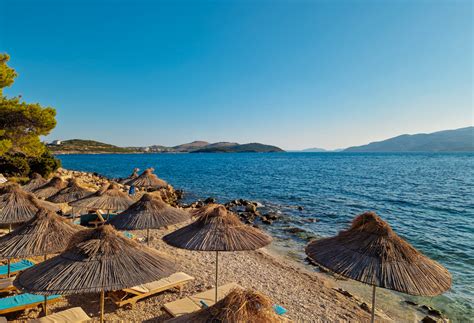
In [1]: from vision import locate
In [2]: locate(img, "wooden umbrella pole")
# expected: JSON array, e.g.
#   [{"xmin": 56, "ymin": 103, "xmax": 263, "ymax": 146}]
[
  {"xmin": 7, "ymin": 259, "xmax": 10, "ymax": 277},
  {"xmin": 43, "ymin": 255, "xmax": 48, "ymax": 316},
  {"xmin": 371, "ymin": 285, "xmax": 376, "ymax": 323},
  {"xmin": 100, "ymin": 289, "xmax": 105, "ymax": 323},
  {"xmin": 147, "ymin": 228, "xmax": 150, "ymax": 246},
  {"xmin": 215, "ymin": 251, "xmax": 219, "ymax": 303},
  {"xmin": 8, "ymin": 224, "xmax": 11, "ymax": 233}
]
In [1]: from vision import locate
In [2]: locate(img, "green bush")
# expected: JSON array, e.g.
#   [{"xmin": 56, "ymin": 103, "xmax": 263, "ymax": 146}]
[
  {"xmin": 0, "ymin": 151, "xmax": 61, "ymax": 178},
  {"xmin": 28, "ymin": 151, "xmax": 61, "ymax": 178}
]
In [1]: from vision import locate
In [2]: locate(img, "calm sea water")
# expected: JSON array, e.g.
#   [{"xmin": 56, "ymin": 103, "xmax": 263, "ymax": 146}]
[{"xmin": 57, "ymin": 152, "xmax": 474, "ymax": 321}]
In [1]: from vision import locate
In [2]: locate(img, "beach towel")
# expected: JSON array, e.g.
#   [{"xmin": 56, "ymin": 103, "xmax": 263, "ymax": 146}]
[
  {"xmin": 0, "ymin": 260, "xmax": 35, "ymax": 276},
  {"xmin": 0, "ymin": 294, "xmax": 60, "ymax": 312}
]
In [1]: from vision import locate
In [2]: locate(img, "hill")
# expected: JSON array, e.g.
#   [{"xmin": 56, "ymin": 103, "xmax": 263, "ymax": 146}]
[
  {"xmin": 47, "ymin": 139, "xmax": 137, "ymax": 154},
  {"xmin": 192, "ymin": 143, "xmax": 284, "ymax": 153},
  {"xmin": 344, "ymin": 127, "xmax": 474, "ymax": 152},
  {"xmin": 172, "ymin": 141, "xmax": 209, "ymax": 152}
]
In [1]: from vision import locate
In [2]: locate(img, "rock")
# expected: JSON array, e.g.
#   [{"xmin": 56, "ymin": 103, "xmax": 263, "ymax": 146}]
[
  {"xmin": 420, "ymin": 305, "xmax": 442, "ymax": 317},
  {"xmin": 245, "ymin": 204, "xmax": 257, "ymax": 213},
  {"xmin": 404, "ymin": 300, "xmax": 418, "ymax": 306},
  {"xmin": 421, "ymin": 316, "xmax": 437, "ymax": 323},
  {"xmin": 204, "ymin": 197, "xmax": 216, "ymax": 204},
  {"xmin": 285, "ymin": 227, "xmax": 306, "ymax": 234},
  {"xmin": 333, "ymin": 288, "xmax": 353, "ymax": 298},
  {"xmin": 359, "ymin": 302, "xmax": 370, "ymax": 313},
  {"xmin": 304, "ymin": 218, "xmax": 319, "ymax": 223},
  {"xmin": 261, "ymin": 216, "xmax": 273, "ymax": 225},
  {"xmin": 297, "ymin": 206, "xmax": 304, "ymax": 211},
  {"xmin": 264, "ymin": 212, "xmax": 279, "ymax": 220}
]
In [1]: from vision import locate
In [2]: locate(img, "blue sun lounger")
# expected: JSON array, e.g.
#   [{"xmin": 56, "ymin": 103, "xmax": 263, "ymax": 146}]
[
  {"xmin": 0, "ymin": 293, "xmax": 61, "ymax": 315},
  {"xmin": 0, "ymin": 260, "xmax": 35, "ymax": 278}
]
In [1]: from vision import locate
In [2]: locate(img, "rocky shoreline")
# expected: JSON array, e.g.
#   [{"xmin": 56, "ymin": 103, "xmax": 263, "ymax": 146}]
[{"xmin": 4, "ymin": 168, "xmax": 447, "ymax": 322}]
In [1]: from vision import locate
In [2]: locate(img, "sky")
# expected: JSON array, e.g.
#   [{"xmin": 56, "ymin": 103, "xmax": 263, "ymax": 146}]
[{"xmin": 0, "ymin": 0, "xmax": 472, "ymax": 150}]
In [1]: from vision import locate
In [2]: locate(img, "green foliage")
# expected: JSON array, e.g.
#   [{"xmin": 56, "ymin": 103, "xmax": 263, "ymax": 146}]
[
  {"xmin": 28, "ymin": 151, "xmax": 62, "ymax": 177},
  {"xmin": 0, "ymin": 53, "xmax": 60, "ymax": 178},
  {"xmin": 0, "ymin": 54, "xmax": 17, "ymax": 94},
  {"xmin": 0, "ymin": 154, "xmax": 31, "ymax": 176}
]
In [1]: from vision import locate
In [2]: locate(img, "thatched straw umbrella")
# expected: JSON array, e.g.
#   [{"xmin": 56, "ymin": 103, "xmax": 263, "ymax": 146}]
[
  {"xmin": 126, "ymin": 168, "xmax": 168, "ymax": 189},
  {"xmin": 0, "ymin": 184, "xmax": 60, "ymax": 226},
  {"xmin": 163, "ymin": 204, "xmax": 272, "ymax": 302},
  {"xmin": 305, "ymin": 212, "xmax": 451, "ymax": 322},
  {"xmin": 33, "ymin": 176, "xmax": 67, "ymax": 199},
  {"xmin": 169, "ymin": 288, "xmax": 286, "ymax": 323},
  {"xmin": 109, "ymin": 193, "xmax": 190, "ymax": 245},
  {"xmin": 70, "ymin": 183, "xmax": 134, "ymax": 219},
  {"xmin": 119, "ymin": 168, "xmax": 140, "ymax": 184},
  {"xmin": 22, "ymin": 173, "xmax": 48, "ymax": 192},
  {"xmin": 14, "ymin": 225, "xmax": 175, "ymax": 322},
  {"xmin": 0, "ymin": 208, "xmax": 80, "ymax": 314},
  {"xmin": 47, "ymin": 178, "xmax": 94, "ymax": 204}
]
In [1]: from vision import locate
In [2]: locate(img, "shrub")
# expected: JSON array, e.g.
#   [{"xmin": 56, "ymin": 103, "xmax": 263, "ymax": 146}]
[{"xmin": 28, "ymin": 151, "xmax": 61, "ymax": 178}]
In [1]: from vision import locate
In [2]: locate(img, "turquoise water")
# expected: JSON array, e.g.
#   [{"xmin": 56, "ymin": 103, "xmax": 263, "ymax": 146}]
[{"xmin": 57, "ymin": 152, "xmax": 474, "ymax": 321}]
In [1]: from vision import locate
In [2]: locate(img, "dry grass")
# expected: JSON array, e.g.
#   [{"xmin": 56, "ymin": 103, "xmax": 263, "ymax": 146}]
[
  {"xmin": 70, "ymin": 182, "xmax": 133, "ymax": 211},
  {"xmin": 14, "ymin": 225, "xmax": 176, "ymax": 295},
  {"xmin": 169, "ymin": 288, "xmax": 287, "ymax": 323},
  {"xmin": 305, "ymin": 211, "xmax": 452, "ymax": 296},
  {"xmin": 0, "ymin": 208, "xmax": 80, "ymax": 258},
  {"xmin": 33, "ymin": 176, "xmax": 67, "ymax": 199},
  {"xmin": 125, "ymin": 168, "xmax": 168, "ymax": 189},
  {"xmin": 21, "ymin": 173, "xmax": 48, "ymax": 192},
  {"xmin": 109, "ymin": 193, "xmax": 190, "ymax": 230},
  {"xmin": 0, "ymin": 184, "xmax": 60, "ymax": 224},
  {"xmin": 47, "ymin": 178, "xmax": 94, "ymax": 203},
  {"xmin": 163, "ymin": 205, "xmax": 272, "ymax": 251}
]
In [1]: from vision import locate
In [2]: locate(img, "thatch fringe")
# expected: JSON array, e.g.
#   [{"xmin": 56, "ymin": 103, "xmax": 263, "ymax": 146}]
[
  {"xmin": 109, "ymin": 193, "xmax": 190, "ymax": 230},
  {"xmin": 47, "ymin": 178, "xmax": 94, "ymax": 203},
  {"xmin": 33, "ymin": 176, "xmax": 67, "ymax": 199},
  {"xmin": 163, "ymin": 205, "xmax": 272, "ymax": 251},
  {"xmin": 22, "ymin": 173, "xmax": 48, "ymax": 192},
  {"xmin": 0, "ymin": 208, "xmax": 80, "ymax": 258},
  {"xmin": 0, "ymin": 184, "xmax": 60, "ymax": 224},
  {"xmin": 70, "ymin": 183, "xmax": 133, "ymax": 211},
  {"xmin": 169, "ymin": 288, "xmax": 286, "ymax": 323},
  {"xmin": 126, "ymin": 168, "xmax": 168, "ymax": 189},
  {"xmin": 305, "ymin": 212, "xmax": 452, "ymax": 296},
  {"xmin": 14, "ymin": 225, "xmax": 175, "ymax": 294}
]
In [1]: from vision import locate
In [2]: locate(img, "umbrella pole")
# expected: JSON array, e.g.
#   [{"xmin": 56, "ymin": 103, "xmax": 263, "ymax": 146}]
[
  {"xmin": 147, "ymin": 228, "xmax": 150, "ymax": 246},
  {"xmin": 371, "ymin": 285, "xmax": 376, "ymax": 323},
  {"xmin": 100, "ymin": 289, "xmax": 105, "ymax": 323},
  {"xmin": 215, "ymin": 250, "xmax": 218, "ymax": 303},
  {"xmin": 7, "ymin": 226, "xmax": 11, "ymax": 277},
  {"xmin": 43, "ymin": 255, "xmax": 48, "ymax": 316}
]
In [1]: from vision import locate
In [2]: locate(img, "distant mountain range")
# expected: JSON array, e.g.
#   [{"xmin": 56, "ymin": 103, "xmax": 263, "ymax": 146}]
[
  {"xmin": 344, "ymin": 127, "xmax": 474, "ymax": 152},
  {"xmin": 47, "ymin": 139, "xmax": 284, "ymax": 154}
]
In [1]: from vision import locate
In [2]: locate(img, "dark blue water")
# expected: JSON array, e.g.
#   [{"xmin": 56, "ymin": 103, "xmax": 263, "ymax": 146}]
[{"xmin": 57, "ymin": 152, "xmax": 474, "ymax": 321}]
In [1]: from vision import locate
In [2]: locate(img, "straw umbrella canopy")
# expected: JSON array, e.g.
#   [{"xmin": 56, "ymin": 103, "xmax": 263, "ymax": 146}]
[
  {"xmin": 47, "ymin": 178, "xmax": 94, "ymax": 204},
  {"xmin": 22, "ymin": 173, "xmax": 48, "ymax": 192},
  {"xmin": 70, "ymin": 182, "xmax": 134, "ymax": 215},
  {"xmin": 305, "ymin": 212, "xmax": 452, "ymax": 322},
  {"xmin": 0, "ymin": 184, "xmax": 60, "ymax": 226},
  {"xmin": 119, "ymin": 168, "xmax": 140, "ymax": 184},
  {"xmin": 126, "ymin": 168, "xmax": 168, "ymax": 189},
  {"xmin": 109, "ymin": 193, "xmax": 190, "ymax": 245},
  {"xmin": 163, "ymin": 204, "xmax": 272, "ymax": 302},
  {"xmin": 169, "ymin": 288, "xmax": 286, "ymax": 323},
  {"xmin": 33, "ymin": 176, "xmax": 67, "ymax": 199},
  {"xmin": 14, "ymin": 225, "xmax": 175, "ymax": 322}
]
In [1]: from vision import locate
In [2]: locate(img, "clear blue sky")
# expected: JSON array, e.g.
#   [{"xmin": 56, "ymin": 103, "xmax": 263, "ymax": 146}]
[{"xmin": 1, "ymin": 0, "xmax": 472, "ymax": 150}]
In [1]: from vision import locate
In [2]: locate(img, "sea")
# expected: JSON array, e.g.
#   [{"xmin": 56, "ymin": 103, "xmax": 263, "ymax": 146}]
[{"xmin": 57, "ymin": 152, "xmax": 473, "ymax": 321}]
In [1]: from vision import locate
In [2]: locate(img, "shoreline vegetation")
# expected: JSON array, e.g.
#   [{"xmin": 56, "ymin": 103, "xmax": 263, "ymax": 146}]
[
  {"xmin": 2, "ymin": 168, "xmax": 447, "ymax": 322},
  {"xmin": 47, "ymin": 139, "xmax": 284, "ymax": 154}
]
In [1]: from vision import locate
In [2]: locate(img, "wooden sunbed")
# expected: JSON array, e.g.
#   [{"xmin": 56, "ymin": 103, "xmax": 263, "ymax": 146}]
[
  {"xmin": 89, "ymin": 210, "xmax": 107, "ymax": 228},
  {"xmin": 0, "ymin": 277, "xmax": 16, "ymax": 293},
  {"xmin": 0, "ymin": 294, "xmax": 61, "ymax": 315},
  {"xmin": 109, "ymin": 272, "xmax": 194, "ymax": 308},
  {"xmin": 162, "ymin": 282, "xmax": 240, "ymax": 317},
  {"xmin": 28, "ymin": 307, "xmax": 91, "ymax": 322}
]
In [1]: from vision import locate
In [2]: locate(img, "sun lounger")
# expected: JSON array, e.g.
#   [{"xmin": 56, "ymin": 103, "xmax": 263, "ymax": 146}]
[
  {"xmin": 0, "ymin": 277, "xmax": 15, "ymax": 293},
  {"xmin": 109, "ymin": 272, "xmax": 194, "ymax": 308},
  {"xmin": 28, "ymin": 307, "xmax": 91, "ymax": 322},
  {"xmin": 163, "ymin": 282, "xmax": 240, "ymax": 317},
  {"xmin": 0, "ymin": 260, "xmax": 35, "ymax": 278},
  {"xmin": 0, "ymin": 294, "xmax": 61, "ymax": 315}
]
